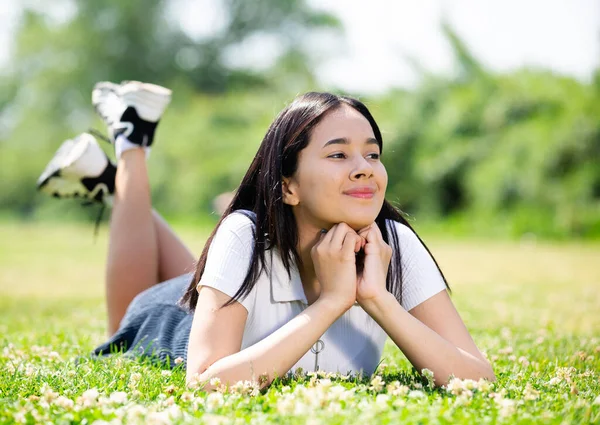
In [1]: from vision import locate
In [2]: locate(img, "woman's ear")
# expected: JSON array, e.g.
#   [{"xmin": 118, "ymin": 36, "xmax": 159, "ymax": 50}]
[{"xmin": 282, "ymin": 177, "xmax": 299, "ymax": 206}]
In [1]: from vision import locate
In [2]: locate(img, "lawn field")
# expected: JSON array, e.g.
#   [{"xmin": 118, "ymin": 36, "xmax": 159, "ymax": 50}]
[{"xmin": 1, "ymin": 220, "xmax": 599, "ymax": 424}]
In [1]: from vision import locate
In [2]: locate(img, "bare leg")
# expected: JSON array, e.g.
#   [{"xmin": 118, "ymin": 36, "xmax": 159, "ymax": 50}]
[
  {"xmin": 105, "ymin": 149, "xmax": 159, "ymax": 334},
  {"xmin": 153, "ymin": 210, "xmax": 196, "ymax": 281}
]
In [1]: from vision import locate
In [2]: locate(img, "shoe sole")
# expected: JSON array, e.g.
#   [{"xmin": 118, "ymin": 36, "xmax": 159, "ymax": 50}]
[
  {"xmin": 37, "ymin": 136, "xmax": 91, "ymax": 190},
  {"xmin": 92, "ymin": 81, "xmax": 172, "ymax": 123}
]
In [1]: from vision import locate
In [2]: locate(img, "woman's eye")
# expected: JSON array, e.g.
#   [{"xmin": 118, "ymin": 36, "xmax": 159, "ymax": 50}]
[{"xmin": 328, "ymin": 152, "xmax": 380, "ymax": 160}]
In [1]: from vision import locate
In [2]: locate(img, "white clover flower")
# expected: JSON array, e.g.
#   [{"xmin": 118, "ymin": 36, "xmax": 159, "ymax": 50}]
[
  {"xmin": 369, "ymin": 375, "xmax": 385, "ymax": 392},
  {"xmin": 523, "ymin": 384, "xmax": 539, "ymax": 401},
  {"xmin": 302, "ymin": 387, "xmax": 322, "ymax": 408},
  {"xmin": 454, "ymin": 393, "xmax": 472, "ymax": 406},
  {"xmin": 206, "ymin": 392, "xmax": 225, "ymax": 411},
  {"xmin": 281, "ymin": 385, "xmax": 291, "ymax": 393},
  {"xmin": 174, "ymin": 357, "xmax": 184, "ymax": 365},
  {"xmin": 375, "ymin": 394, "xmax": 390, "ymax": 407},
  {"xmin": 592, "ymin": 395, "xmax": 600, "ymax": 405},
  {"xmin": 338, "ymin": 387, "xmax": 357, "ymax": 402},
  {"xmin": 327, "ymin": 384, "xmax": 346, "ymax": 400},
  {"xmin": 13, "ymin": 412, "xmax": 26, "ymax": 424},
  {"xmin": 165, "ymin": 404, "xmax": 182, "ymax": 419},
  {"xmin": 446, "ymin": 378, "xmax": 464, "ymax": 396},
  {"xmin": 497, "ymin": 398, "xmax": 516, "ymax": 417},
  {"xmin": 54, "ymin": 395, "xmax": 74, "ymax": 409},
  {"xmin": 187, "ymin": 373, "xmax": 201, "ymax": 390},
  {"xmin": 243, "ymin": 380, "xmax": 260, "ymax": 397},
  {"xmin": 48, "ymin": 351, "xmax": 61, "ymax": 361},
  {"xmin": 463, "ymin": 379, "xmax": 478, "ymax": 391},
  {"xmin": 146, "ymin": 410, "xmax": 171, "ymax": 425},
  {"xmin": 125, "ymin": 404, "xmax": 148, "ymax": 421},
  {"xmin": 548, "ymin": 377, "xmax": 562, "ymax": 386},
  {"xmin": 392, "ymin": 398, "xmax": 406, "ymax": 408},
  {"xmin": 477, "ymin": 378, "xmax": 494, "ymax": 393},
  {"xmin": 293, "ymin": 400, "xmax": 310, "ymax": 416},
  {"xmin": 41, "ymin": 385, "xmax": 58, "ymax": 403},
  {"xmin": 317, "ymin": 378, "xmax": 332, "ymax": 390},
  {"xmin": 276, "ymin": 396, "xmax": 295, "ymax": 415},
  {"xmin": 408, "ymin": 390, "xmax": 426, "ymax": 399},
  {"xmin": 180, "ymin": 391, "xmax": 194, "ymax": 402},
  {"xmin": 78, "ymin": 388, "xmax": 100, "ymax": 407},
  {"xmin": 24, "ymin": 364, "xmax": 37, "ymax": 377},
  {"xmin": 386, "ymin": 381, "xmax": 409, "ymax": 396},
  {"xmin": 160, "ymin": 370, "xmax": 172, "ymax": 377},
  {"xmin": 109, "ymin": 391, "xmax": 128, "ymax": 404},
  {"xmin": 421, "ymin": 368, "xmax": 435, "ymax": 388},
  {"xmin": 164, "ymin": 384, "xmax": 177, "ymax": 395},
  {"xmin": 327, "ymin": 401, "xmax": 343, "ymax": 414}
]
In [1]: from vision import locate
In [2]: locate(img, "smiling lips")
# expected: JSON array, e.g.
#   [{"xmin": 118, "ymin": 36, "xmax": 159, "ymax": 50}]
[{"xmin": 344, "ymin": 187, "xmax": 376, "ymax": 199}]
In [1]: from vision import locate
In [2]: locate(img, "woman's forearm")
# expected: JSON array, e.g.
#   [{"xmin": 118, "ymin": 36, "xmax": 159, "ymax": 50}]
[
  {"xmin": 362, "ymin": 293, "xmax": 495, "ymax": 386},
  {"xmin": 194, "ymin": 298, "xmax": 347, "ymax": 391}
]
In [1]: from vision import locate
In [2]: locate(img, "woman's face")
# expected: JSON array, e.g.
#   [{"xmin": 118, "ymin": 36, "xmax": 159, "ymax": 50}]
[{"xmin": 283, "ymin": 104, "xmax": 388, "ymax": 231}]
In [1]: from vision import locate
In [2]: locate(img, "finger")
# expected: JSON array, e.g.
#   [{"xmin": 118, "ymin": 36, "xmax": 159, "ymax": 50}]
[
  {"xmin": 358, "ymin": 228, "xmax": 369, "ymax": 241},
  {"xmin": 354, "ymin": 234, "xmax": 362, "ymax": 253},
  {"xmin": 370, "ymin": 224, "xmax": 390, "ymax": 252},
  {"xmin": 331, "ymin": 223, "xmax": 355, "ymax": 250},
  {"xmin": 357, "ymin": 223, "xmax": 373, "ymax": 235},
  {"xmin": 341, "ymin": 231, "xmax": 359, "ymax": 258},
  {"xmin": 358, "ymin": 228, "xmax": 373, "ymax": 244},
  {"xmin": 319, "ymin": 224, "xmax": 337, "ymax": 246},
  {"xmin": 371, "ymin": 222, "xmax": 385, "ymax": 242}
]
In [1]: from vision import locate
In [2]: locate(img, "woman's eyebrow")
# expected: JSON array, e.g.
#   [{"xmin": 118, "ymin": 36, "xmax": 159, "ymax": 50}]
[{"xmin": 322, "ymin": 137, "xmax": 378, "ymax": 148}]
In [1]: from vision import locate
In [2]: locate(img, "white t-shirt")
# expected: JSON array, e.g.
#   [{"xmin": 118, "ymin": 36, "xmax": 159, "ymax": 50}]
[{"xmin": 197, "ymin": 211, "xmax": 447, "ymax": 377}]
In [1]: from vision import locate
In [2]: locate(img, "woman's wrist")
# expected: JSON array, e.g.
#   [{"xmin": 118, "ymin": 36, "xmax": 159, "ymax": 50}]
[
  {"xmin": 358, "ymin": 290, "xmax": 397, "ymax": 316},
  {"xmin": 316, "ymin": 293, "xmax": 354, "ymax": 315}
]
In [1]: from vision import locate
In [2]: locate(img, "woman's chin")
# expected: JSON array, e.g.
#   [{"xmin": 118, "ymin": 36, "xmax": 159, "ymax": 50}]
[{"xmin": 343, "ymin": 215, "xmax": 379, "ymax": 231}]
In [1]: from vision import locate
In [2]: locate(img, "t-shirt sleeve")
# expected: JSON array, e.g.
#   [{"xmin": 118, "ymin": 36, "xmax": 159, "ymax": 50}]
[
  {"xmin": 388, "ymin": 220, "xmax": 448, "ymax": 311},
  {"xmin": 196, "ymin": 212, "xmax": 257, "ymax": 313}
]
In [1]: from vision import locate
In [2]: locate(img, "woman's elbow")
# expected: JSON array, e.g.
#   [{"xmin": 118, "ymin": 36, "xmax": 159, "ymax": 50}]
[
  {"xmin": 433, "ymin": 363, "xmax": 497, "ymax": 388},
  {"xmin": 186, "ymin": 364, "xmax": 213, "ymax": 390}
]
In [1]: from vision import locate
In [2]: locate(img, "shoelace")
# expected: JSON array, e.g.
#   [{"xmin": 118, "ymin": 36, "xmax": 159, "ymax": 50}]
[
  {"xmin": 69, "ymin": 199, "xmax": 106, "ymax": 240},
  {"xmin": 86, "ymin": 128, "xmax": 113, "ymax": 239},
  {"xmin": 88, "ymin": 128, "xmax": 112, "ymax": 144}
]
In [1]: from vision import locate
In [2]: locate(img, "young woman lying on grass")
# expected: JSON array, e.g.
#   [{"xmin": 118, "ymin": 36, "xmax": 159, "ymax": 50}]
[{"xmin": 37, "ymin": 81, "xmax": 495, "ymax": 391}]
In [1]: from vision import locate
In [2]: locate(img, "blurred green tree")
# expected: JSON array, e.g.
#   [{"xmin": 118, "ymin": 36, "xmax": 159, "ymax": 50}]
[
  {"xmin": 380, "ymin": 24, "xmax": 600, "ymax": 237},
  {"xmin": 0, "ymin": 0, "xmax": 340, "ymax": 217}
]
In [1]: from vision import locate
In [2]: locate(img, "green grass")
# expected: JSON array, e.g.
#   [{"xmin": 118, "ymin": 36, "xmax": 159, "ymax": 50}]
[{"xmin": 1, "ymin": 220, "xmax": 599, "ymax": 424}]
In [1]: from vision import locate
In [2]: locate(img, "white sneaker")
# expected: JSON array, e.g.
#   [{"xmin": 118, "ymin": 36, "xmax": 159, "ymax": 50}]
[
  {"xmin": 37, "ymin": 133, "xmax": 116, "ymax": 205},
  {"xmin": 91, "ymin": 80, "xmax": 172, "ymax": 147}
]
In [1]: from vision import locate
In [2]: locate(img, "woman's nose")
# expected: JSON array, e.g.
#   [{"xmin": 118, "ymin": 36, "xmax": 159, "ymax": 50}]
[{"xmin": 350, "ymin": 156, "xmax": 373, "ymax": 180}]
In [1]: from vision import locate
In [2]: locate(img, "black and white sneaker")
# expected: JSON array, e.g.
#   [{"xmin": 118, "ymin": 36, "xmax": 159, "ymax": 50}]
[
  {"xmin": 36, "ymin": 133, "xmax": 116, "ymax": 205},
  {"xmin": 91, "ymin": 80, "xmax": 172, "ymax": 147}
]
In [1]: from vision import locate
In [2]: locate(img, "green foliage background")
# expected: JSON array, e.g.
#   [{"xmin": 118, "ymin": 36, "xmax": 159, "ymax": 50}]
[{"xmin": 1, "ymin": 1, "xmax": 598, "ymax": 238}]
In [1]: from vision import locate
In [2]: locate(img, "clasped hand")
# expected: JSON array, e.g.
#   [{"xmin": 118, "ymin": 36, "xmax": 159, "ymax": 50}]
[{"xmin": 311, "ymin": 222, "xmax": 393, "ymax": 310}]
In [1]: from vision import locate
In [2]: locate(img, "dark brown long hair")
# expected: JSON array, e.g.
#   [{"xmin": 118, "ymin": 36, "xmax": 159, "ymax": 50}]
[{"xmin": 180, "ymin": 92, "xmax": 450, "ymax": 310}]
